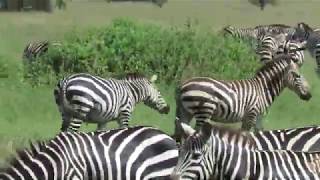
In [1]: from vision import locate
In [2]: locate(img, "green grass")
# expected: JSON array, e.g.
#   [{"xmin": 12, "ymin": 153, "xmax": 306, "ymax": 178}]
[{"xmin": 1, "ymin": 0, "xmax": 320, "ymax": 165}]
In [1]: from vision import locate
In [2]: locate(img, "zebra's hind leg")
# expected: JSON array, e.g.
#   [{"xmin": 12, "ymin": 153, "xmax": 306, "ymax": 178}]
[{"xmin": 97, "ymin": 122, "xmax": 107, "ymax": 131}]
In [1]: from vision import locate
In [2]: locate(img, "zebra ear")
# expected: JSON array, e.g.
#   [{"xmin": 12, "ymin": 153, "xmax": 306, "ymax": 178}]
[
  {"xmin": 180, "ymin": 122, "xmax": 196, "ymax": 137},
  {"xmin": 150, "ymin": 75, "xmax": 158, "ymax": 83}
]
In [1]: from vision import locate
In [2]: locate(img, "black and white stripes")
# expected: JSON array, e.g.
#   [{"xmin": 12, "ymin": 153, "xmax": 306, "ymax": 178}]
[
  {"xmin": 0, "ymin": 126, "xmax": 178, "ymax": 180},
  {"xmin": 172, "ymin": 55, "xmax": 311, "ymax": 143},
  {"xmin": 54, "ymin": 73, "xmax": 170, "ymax": 132},
  {"xmin": 22, "ymin": 40, "xmax": 61, "ymax": 63},
  {"xmin": 171, "ymin": 122, "xmax": 320, "ymax": 180}
]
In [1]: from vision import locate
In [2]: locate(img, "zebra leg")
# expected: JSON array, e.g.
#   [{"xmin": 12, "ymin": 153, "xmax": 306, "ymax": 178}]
[
  {"xmin": 118, "ymin": 112, "xmax": 131, "ymax": 128},
  {"xmin": 68, "ymin": 118, "xmax": 83, "ymax": 132},
  {"xmin": 97, "ymin": 122, "xmax": 107, "ymax": 131}
]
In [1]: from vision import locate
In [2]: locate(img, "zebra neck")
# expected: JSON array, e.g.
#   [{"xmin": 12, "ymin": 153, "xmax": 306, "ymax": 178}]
[
  {"xmin": 255, "ymin": 72, "xmax": 285, "ymax": 108},
  {"xmin": 126, "ymin": 81, "xmax": 148, "ymax": 103}
]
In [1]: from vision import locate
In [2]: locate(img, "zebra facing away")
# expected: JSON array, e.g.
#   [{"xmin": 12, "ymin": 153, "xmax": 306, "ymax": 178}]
[
  {"xmin": 172, "ymin": 55, "xmax": 311, "ymax": 143},
  {"xmin": 0, "ymin": 126, "xmax": 178, "ymax": 180},
  {"xmin": 54, "ymin": 73, "xmax": 170, "ymax": 132},
  {"xmin": 171, "ymin": 122, "xmax": 320, "ymax": 180}
]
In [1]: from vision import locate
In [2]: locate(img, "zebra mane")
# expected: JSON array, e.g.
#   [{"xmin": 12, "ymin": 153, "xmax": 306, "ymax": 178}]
[
  {"xmin": 255, "ymin": 24, "xmax": 291, "ymax": 29},
  {"xmin": 3, "ymin": 140, "xmax": 48, "ymax": 170},
  {"xmin": 255, "ymin": 54, "xmax": 292, "ymax": 75},
  {"xmin": 118, "ymin": 72, "xmax": 149, "ymax": 81},
  {"xmin": 207, "ymin": 124, "xmax": 256, "ymax": 147}
]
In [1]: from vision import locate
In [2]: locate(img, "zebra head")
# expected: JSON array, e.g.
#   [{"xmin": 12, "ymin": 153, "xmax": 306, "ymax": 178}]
[
  {"xmin": 293, "ymin": 22, "xmax": 313, "ymax": 41},
  {"xmin": 143, "ymin": 75, "xmax": 170, "ymax": 114},
  {"xmin": 171, "ymin": 122, "xmax": 212, "ymax": 180},
  {"xmin": 284, "ymin": 59, "xmax": 312, "ymax": 101}
]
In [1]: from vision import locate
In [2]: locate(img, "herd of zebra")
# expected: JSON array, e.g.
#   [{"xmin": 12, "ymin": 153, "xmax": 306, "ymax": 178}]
[{"xmin": 1, "ymin": 21, "xmax": 320, "ymax": 179}]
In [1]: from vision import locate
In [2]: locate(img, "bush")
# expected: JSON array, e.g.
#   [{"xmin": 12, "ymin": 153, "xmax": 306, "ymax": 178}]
[{"xmin": 23, "ymin": 18, "xmax": 260, "ymax": 86}]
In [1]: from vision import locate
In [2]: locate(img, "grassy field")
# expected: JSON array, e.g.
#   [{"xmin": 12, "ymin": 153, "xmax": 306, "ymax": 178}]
[{"xmin": 1, "ymin": 0, "xmax": 320, "ymax": 165}]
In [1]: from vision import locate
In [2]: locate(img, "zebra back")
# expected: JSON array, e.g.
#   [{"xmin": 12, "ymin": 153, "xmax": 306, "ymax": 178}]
[{"xmin": 0, "ymin": 126, "xmax": 178, "ymax": 180}]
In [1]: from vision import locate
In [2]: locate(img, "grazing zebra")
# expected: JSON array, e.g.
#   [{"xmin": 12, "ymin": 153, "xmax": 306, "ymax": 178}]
[
  {"xmin": 0, "ymin": 126, "xmax": 178, "ymax": 180},
  {"xmin": 170, "ymin": 122, "xmax": 320, "ymax": 180},
  {"xmin": 222, "ymin": 24, "xmax": 295, "ymax": 42},
  {"xmin": 22, "ymin": 40, "xmax": 61, "ymax": 62},
  {"xmin": 172, "ymin": 55, "xmax": 311, "ymax": 143},
  {"xmin": 251, "ymin": 125, "xmax": 320, "ymax": 152},
  {"xmin": 257, "ymin": 33, "xmax": 306, "ymax": 66},
  {"xmin": 54, "ymin": 73, "xmax": 170, "ymax": 132},
  {"xmin": 293, "ymin": 22, "xmax": 320, "ymax": 75}
]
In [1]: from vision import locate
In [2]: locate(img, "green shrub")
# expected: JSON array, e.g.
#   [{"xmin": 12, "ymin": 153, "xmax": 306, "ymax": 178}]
[{"xmin": 23, "ymin": 18, "xmax": 260, "ymax": 86}]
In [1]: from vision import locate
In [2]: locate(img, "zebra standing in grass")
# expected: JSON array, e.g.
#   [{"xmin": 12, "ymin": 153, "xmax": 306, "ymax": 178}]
[
  {"xmin": 0, "ymin": 126, "xmax": 178, "ymax": 180},
  {"xmin": 172, "ymin": 55, "xmax": 311, "ymax": 143},
  {"xmin": 22, "ymin": 40, "xmax": 61, "ymax": 62},
  {"xmin": 257, "ymin": 33, "xmax": 306, "ymax": 65},
  {"xmin": 171, "ymin": 122, "xmax": 320, "ymax": 180},
  {"xmin": 293, "ymin": 22, "xmax": 320, "ymax": 75},
  {"xmin": 54, "ymin": 73, "xmax": 170, "ymax": 132}
]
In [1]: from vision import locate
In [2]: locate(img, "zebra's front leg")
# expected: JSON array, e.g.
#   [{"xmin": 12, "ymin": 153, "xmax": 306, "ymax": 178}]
[
  {"xmin": 68, "ymin": 118, "xmax": 83, "ymax": 132},
  {"xmin": 97, "ymin": 122, "xmax": 107, "ymax": 131},
  {"xmin": 118, "ymin": 110, "xmax": 131, "ymax": 128}
]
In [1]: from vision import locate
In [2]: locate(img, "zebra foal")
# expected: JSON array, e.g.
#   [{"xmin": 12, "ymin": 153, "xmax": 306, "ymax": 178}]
[
  {"xmin": 0, "ymin": 126, "xmax": 178, "ymax": 180},
  {"xmin": 171, "ymin": 122, "xmax": 320, "ymax": 180},
  {"xmin": 54, "ymin": 73, "xmax": 170, "ymax": 132},
  {"xmin": 172, "ymin": 55, "xmax": 311, "ymax": 143}
]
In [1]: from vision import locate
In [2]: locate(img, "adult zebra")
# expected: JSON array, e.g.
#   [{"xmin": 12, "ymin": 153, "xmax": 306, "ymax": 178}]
[
  {"xmin": 170, "ymin": 122, "xmax": 320, "ymax": 180},
  {"xmin": 172, "ymin": 55, "xmax": 311, "ymax": 143},
  {"xmin": 222, "ymin": 24, "xmax": 295, "ymax": 42},
  {"xmin": 54, "ymin": 73, "xmax": 170, "ymax": 132},
  {"xmin": 293, "ymin": 22, "xmax": 320, "ymax": 75},
  {"xmin": 22, "ymin": 40, "xmax": 61, "ymax": 62},
  {"xmin": 257, "ymin": 33, "xmax": 306, "ymax": 66},
  {"xmin": 0, "ymin": 126, "xmax": 178, "ymax": 180}
]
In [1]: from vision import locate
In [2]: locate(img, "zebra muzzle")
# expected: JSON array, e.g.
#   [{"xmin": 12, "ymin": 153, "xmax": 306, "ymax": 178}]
[
  {"xmin": 160, "ymin": 105, "xmax": 170, "ymax": 114},
  {"xmin": 300, "ymin": 92, "xmax": 312, "ymax": 101}
]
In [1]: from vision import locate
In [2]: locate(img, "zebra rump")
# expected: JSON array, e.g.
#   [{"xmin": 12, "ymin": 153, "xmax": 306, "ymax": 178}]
[{"xmin": 0, "ymin": 126, "xmax": 178, "ymax": 180}]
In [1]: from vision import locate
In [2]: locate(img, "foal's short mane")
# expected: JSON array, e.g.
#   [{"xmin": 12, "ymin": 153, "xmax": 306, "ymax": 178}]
[
  {"xmin": 255, "ymin": 24, "xmax": 291, "ymax": 29},
  {"xmin": 208, "ymin": 124, "xmax": 256, "ymax": 147},
  {"xmin": 255, "ymin": 54, "xmax": 292, "ymax": 75},
  {"xmin": 117, "ymin": 72, "xmax": 148, "ymax": 81}
]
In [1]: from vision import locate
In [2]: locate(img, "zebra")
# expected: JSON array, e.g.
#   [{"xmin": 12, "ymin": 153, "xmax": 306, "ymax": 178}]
[
  {"xmin": 22, "ymin": 40, "xmax": 61, "ymax": 63},
  {"xmin": 54, "ymin": 73, "xmax": 170, "ymax": 132},
  {"xmin": 257, "ymin": 33, "xmax": 306, "ymax": 66},
  {"xmin": 222, "ymin": 24, "xmax": 295, "ymax": 42},
  {"xmin": 172, "ymin": 54, "xmax": 311, "ymax": 143},
  {"xmin": 170, "ymin": 122, "xmax": 320, "ymax": 180},
  {"xmin": 293, "ymin": 22, "xmax": 320, "ymax": 75},
  {"xmin": 0, "ymin": 126, "xmax": 178, "ymax": 180}
]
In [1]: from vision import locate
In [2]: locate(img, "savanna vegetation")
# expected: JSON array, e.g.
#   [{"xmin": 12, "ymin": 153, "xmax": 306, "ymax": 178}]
[{"xmin": 0, "ymin": 0, "xmax": 319, "ymax": 167}]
